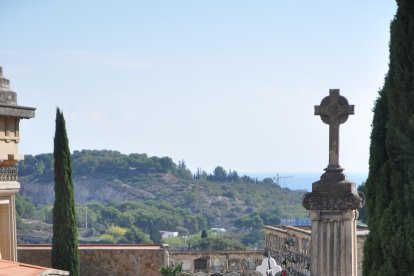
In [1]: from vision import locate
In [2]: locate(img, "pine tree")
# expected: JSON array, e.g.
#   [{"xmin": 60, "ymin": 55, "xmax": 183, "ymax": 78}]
[
  {"xmin": 149, "ymin": 220, "xmax": 162, "ymax": 244},
  {"xmin": 201, "ymin": 229, "xmax": 208, "ymax": 239},
  {"xmin": 364, "ymin": 1, "xmax": 414, "ymax": 275},
  {"xmin": 51, "ymin": 108, "xmax": 80, "ymax": 275}
]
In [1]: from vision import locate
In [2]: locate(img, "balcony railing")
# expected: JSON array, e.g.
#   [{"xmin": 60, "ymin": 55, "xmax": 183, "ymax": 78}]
[
  {"xmin": 0, "ymin": 166, "xmax": 18, "ymax": 182},
  {"xmin": 266, "ymin": 236, "xmax": 311, "ymax": 276}
]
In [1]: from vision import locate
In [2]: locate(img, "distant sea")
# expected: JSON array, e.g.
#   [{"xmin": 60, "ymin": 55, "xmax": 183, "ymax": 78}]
[{"xmin": 244, "ymin": 171, "xmax": 368, "ymax": 192}]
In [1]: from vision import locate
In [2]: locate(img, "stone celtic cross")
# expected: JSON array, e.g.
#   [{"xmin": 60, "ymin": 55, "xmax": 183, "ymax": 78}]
[{"xmin": 315, "ymin": 89, "xmax": 354, "ymax": 169}]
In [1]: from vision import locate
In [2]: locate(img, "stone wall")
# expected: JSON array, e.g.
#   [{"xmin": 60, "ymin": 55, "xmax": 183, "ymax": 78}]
[
  {"xmin": 264, "ymin": 225, "xmax": 311, "ymax": 275},
  {"xmin": 18, "ymin": 246, "xmax": 264, "ymax": 276},
  {"xmin": 264, "ymin": 225, "xmax": 369, "ymax": 276},
  {"xmin": 169, "ymin": 250, "xmax": 263, "ymax": 276},
  {"xmin": 356, "ymin": 229, "xmax": 368, "ymax": 275},
  {"xmin": 18, "ymin": 244, "xmax": 167, "ymax": 276}
]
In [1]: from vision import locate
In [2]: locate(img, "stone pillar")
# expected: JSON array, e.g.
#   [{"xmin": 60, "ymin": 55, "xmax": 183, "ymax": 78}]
[
  {"xmin": 310, "ymin": 210, "xmax": 357, "ymax": 275},
  {"xmin": 0, "ymin": 67, "xmax": 35, "ymax": 261},
  {"xmin": 303, "ymin": 90, "xmax": 364, "ymax": 276},
  {"xmin": 0, "ymin": 186, "xmax": 19, "ymax": 261},
  {"xmin": 304, "ymin": 173, "xmax": 363, "ymax": 276}
]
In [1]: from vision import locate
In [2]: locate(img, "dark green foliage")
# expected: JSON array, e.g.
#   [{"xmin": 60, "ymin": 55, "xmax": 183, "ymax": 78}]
[
  {"xmin": 51, "ymin": 109, "xmax": 80, "ymax": 276},
  {"xmin": 364, "ymin": 1, "xmax": 414, "ymax": 275},
  {"xmin": 149, "ymin": 220, "xmax": 162, "ymax": 244},
  {"xmin": 234, "ymin": 214, "xmax": 264, "ymax": 230},
  {"xmin": 212, "ymin": 166, "xmax": 227, "ymax": 181},
  {"xmin": 241, "ymin": 229, "xmax": 264, "ymax": 248},
  {"xmin": 77, "ymin": 200, "xmax": 207, "ymax": 244},
  {"xmin": 119, "ymin": 226, "xmax": 151, "ymax": 244},
  {"xmin": 200, "ymin": 230, "xmax": 208, "ymax": 249},
  {"xmin": 15, "ymin": 194, "xmax": 35, "ymax": 218},
  {"xmin": 18, "ymin": 153, "xmax": 54, "ymax": 180},
  {"xmin": 16, "ymin": 216, "xmax": 28, "ymax": 230},
  {"xmin": 258, "ymin": 209, "xmax": 281, "ymax": 226},
  {"xmin": 262, "ymin": 177, "xmax": 274, "ymax": 185},
  {"xmin": 19, "ymin": 151, "xmax": 306, "ymax": 229},
  {"xmin": 159, "ymin": 263, "xmax": 184, "ymax": 276},
  {"xmin": 18, "ymin": 150, "xmax": 177, "ymax": 179},
  {"xmin": 18, "ymin": 149, "xmax": 307, "ymax": 249},
  {"xmin": 227, "ymin": 170, "xmax": 240, "ymax": 182},
  {"xmin": 176, "ymin": 160, "xmax": 193, "ymax": 179},
  {"xmin": 19, "ymin": 151, "xmax": 259, "ymax": 184},
  {"xmin": 196, "ymin": 233, "xmax": 246, "ymax": 250}
]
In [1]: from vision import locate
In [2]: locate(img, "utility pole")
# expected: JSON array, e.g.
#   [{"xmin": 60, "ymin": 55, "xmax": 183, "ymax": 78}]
[{"xmin": 85, "ymin": 206, "xmax": 88, "ymax": 229}]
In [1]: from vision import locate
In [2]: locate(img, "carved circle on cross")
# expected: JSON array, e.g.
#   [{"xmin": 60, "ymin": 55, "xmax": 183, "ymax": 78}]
[{"xmin": 319, "ymin": 94, "xmax": 351, "ymax": 125}]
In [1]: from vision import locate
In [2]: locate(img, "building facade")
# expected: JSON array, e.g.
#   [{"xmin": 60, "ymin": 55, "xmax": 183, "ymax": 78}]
[
  {"xmin": 0, "ymin": 66, "xmax": 35, "ymax": 261},
  {"xmin": 169, "ymin": 250, "xmax": 263, "ymax": 276}
]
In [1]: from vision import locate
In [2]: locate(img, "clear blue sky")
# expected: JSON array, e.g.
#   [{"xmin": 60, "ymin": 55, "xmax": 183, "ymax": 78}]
[{"xmin": 0, "ymin": 1, "xmax": 396, "ymax": 173}]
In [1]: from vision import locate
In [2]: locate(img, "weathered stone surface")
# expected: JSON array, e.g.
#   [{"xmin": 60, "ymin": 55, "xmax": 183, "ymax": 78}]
[
  {"xmin": 0, "ymin": 92, "xmax": 17, "ymax": 105},
  {"xmin": 0, "ymin": 67, "xmax": 17, "ymax": 105},
  {"xmin": 226, "ymin": 272, "xmax": 241, "ymax": 276},
  {"xmin": 18, "ymin": 247, "xmax": 264, "ymax": 276},
  {"xmin": 0, "ymin": 105, "xmax": 35, "ymax": 119},
  {"xmin": 264, "ymin": 225, "xmax": 368, "ymax": 276},
  {"xmin": 169, "ymin": 250, "xmax": 263, "ymax": 275},
  {"xmin": 302, "ymin": 90, "xmax": 365, "ymax": 276},
  {"xmin": 0, "ymin": 67, "xmax": 35, "ymax": 118},
  {"xmin": 228, "ymin": 259, "xmax": 240, "ymax": 270},
  {"xmin": 18, "ymin": 245, "xmax": 167, "ymax": 276},
  {"xmin": 304, "ymin": 90, "xmax": 364, "ymax": 212},
  {"xmin": 315, "ymin": 89, "xmax": 354, "ymax": 169},
  {"xmin": 264, "ymin": 225, "xmax": 311, "ymax": 275},
  {"xmin": 302, "ymin": 191, "xmax": 364, "ymax": 211}
]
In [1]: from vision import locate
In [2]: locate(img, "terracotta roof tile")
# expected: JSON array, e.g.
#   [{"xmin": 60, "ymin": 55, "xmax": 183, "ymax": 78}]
[{"xmin": 0, "ymin": 260, "xmax": 68, "ymax": 276}]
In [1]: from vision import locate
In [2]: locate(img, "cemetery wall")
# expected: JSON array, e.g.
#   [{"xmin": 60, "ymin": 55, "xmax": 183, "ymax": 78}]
[
  {"xmin": 169, "ymin": 250, "xmax": 263, "ymax": 276},
  {"xmin": 17, "ymin": 245, "xmax": 264, "ymax": 276},
  {"xmin": 264, "ymin": 225, "xmax": 368, "ymax": 276},
  {"xmin": 17, "ymin": 244, "xmax": 167, "ymax": 276}
]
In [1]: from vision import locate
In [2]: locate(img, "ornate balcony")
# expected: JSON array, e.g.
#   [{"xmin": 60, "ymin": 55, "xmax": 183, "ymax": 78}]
[{"xmin": 0, "ymin": 166, "xmax": 18, "ymax": 182}]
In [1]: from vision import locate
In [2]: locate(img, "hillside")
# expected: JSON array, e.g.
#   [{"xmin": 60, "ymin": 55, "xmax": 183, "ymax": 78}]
[{"xmin": 18, "ymin": 150, "xmax": 307, "ymax": 234}]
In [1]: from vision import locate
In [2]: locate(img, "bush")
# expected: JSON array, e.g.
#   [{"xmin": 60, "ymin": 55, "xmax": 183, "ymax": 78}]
[{"xmin": 98, "ymin": 234, "xmax": 115, "ymax": 243}]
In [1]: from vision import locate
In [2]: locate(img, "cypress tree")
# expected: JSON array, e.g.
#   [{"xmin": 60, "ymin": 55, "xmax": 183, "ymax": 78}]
[
  {"xmin": 51, "ymin": 108, "xmax": 80, "ymax": 276},
  {"xmin": 364, "ymin": 1, "xmax": 414, "ymax": 275}
]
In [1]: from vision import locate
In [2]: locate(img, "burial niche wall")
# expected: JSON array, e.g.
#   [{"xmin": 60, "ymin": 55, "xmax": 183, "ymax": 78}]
[
  {"xmin": 225, "ymin": 272, "xmax": 241, "ymax": 276},
  {"xmin": 194, "ymin": 257, "xmax": 209, "ymax": 270},
  {"xmin": 211, "ymin": 257, "xmax": 224, "ymax": 272},
  {"xmin": 227, "ymin": 259, "xmax": 240, "ymax": 271}
]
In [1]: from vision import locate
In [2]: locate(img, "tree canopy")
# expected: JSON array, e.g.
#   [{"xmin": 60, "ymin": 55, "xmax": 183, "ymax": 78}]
[
  {"xmin": 363, "ymin": 1, "xmax": 414, "ymax": 275},
  {"xmin": 51, "ymin": 109, "xmax": 80, "ymax": 275}
]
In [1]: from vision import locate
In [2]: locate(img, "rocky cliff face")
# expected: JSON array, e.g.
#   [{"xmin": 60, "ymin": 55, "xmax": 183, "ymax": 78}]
[
  {"xmin": 19, "ymin": 175, "xmax": 156, "ymax": 206},
  {"xmin": 18, "ymin": 172, "xmax": 308, "ymax": 226}
]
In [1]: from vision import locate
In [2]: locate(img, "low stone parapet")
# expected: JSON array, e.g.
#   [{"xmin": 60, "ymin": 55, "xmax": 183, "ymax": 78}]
[{"xmin": 18, "ymin": 244, "xmax": 167, "ymax": 276}]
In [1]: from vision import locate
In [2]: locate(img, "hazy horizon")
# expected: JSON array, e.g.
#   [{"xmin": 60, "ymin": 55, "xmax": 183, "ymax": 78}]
[{"xmin": 1, "ymin": 1, "xmax": 397, "ymax": 173}]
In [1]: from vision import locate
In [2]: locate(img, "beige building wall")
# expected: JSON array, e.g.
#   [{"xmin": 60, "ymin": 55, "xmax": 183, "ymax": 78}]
[
  {"xmin": 0, "ymin": 66, "xmax": 35, "ymax": 262},
  {"xmin": 0, "ymin": 196, "xmax": 15, "ymax": 260},
  {"xmin": 0, "ymin": 117, "xmax": 21, "ymax": 161}
]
